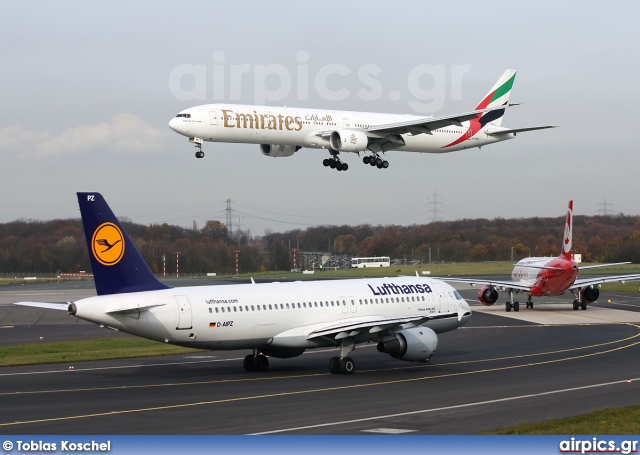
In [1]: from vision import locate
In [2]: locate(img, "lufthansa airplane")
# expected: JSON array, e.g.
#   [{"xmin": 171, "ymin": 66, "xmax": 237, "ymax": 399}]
[
  {"xmin": 440, "ymin": 201, "xmax": 640, "ymax": 312},
  {"xmin": 15, "ymin": 193, "xmax": 472, "ymax": 374},
  {"xmin": 169, "ymin": 69, "xmax": 554, "ymax": 171}
]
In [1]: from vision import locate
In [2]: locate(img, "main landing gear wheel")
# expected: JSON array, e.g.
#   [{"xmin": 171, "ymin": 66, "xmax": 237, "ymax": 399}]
[
  {"xmin": 580, "ymin": 301, "xmax": 587, "ymax": 310},
  {"xmin": 243, "ymin": 354, "xmax": 269, "ymax": 372},
  {"xmin": 329, "ymin": 356, "xmax": 340, "ymax": 374},
  {"xmin": 339, "ymin": 357, "xmax": 355, "ymax": 374},
  {"xmin": 329, "ymin": 356, "xmax": 355, "ymax": 374},
  {"xmin": 195, "ymin": 151, "xmax": 204, "ymax": 158},
  {"xmin": 573, "ymin": 300, "xmax": 579, "ymax": 311},
  {"xmin": 323, "ymin": 158, "xmax": 348, "ymax": 171},
  {"xmin": 505, "ymin": 301, "xmax": 511, "ymax": 312},
  {"xmin": 513, "ymin": 301, "xmax": 520, "ymax": 312}
]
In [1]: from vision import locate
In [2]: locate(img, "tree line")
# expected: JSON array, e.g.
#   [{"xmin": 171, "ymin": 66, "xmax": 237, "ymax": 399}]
[{"xmin": 2, "ymin": 213, "xmax": 640, "ymax": 276}]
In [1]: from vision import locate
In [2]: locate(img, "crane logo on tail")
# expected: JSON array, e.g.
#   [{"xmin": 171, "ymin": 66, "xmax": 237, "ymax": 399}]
[{"xmin": 91, "ymin": 222, "xmax": 125, "ymax": 266}]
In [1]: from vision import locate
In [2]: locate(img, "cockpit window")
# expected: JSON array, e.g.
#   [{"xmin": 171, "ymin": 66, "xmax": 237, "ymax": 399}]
[
  {"xmin": 175, "ymin": 113, "xmax": 191, "ymax": 118},
  {"xmin": 454, "ymin": 291, "xmax": 463, "ymax": 300}
]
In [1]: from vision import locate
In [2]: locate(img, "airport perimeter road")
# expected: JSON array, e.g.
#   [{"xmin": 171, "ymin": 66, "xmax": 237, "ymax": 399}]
[{"xmin": 1, "ymin": 288, "xmax": 639, "ymax": 434}]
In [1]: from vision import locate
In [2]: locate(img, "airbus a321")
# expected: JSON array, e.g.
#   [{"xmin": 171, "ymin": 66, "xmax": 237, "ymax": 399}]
[
  {"xmin": 15, "ymin": 193, "xmax": 471, "ymax": 374},
  {"xmin": 440, "ymin": 201, "xmax": 640, "ymax": 312},
  {"xmin": 169, "ymin": 69, "xmax": 554, "ymax": 171}
]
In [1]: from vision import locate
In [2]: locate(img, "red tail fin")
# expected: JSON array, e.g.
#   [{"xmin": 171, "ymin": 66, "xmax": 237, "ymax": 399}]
[{"xmin": 561, "ymin": 200, "xmax": 573, "ymax": 260}]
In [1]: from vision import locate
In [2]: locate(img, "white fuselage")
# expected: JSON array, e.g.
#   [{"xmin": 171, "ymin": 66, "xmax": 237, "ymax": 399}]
[
  {"xmin": 169, "ymin": 104, "xmax": 514, "ymax": 154},
  {"xmin": 72, "ymin": 277, "xmax": 471, "ymax": 351}
]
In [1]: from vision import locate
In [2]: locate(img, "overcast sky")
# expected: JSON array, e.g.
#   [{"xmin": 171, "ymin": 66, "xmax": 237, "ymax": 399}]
[{"xmin": 1, "ymin": 1, "xmax": 639, "ymax": 236}]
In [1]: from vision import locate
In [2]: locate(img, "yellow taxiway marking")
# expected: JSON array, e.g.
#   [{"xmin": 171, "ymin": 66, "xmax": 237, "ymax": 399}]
[{"xmin": 1, "ymin": 325, "xmax": 639, "ymax": 428}]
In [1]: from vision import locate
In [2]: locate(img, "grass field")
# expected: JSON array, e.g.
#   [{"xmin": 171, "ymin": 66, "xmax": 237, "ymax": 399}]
[
  {"xmin": 0, "ymin": 338, "xmax": 201, "ymax": 367},
  {"xmin": 480, "ymin": 404, "xmax": 640, "ymax": 434}
]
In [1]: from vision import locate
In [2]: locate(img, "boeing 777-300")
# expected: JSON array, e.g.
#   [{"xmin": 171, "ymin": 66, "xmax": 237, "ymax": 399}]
[{"xmin": 169, "ymin": 69, "xmax": 554, "ymax": 171}]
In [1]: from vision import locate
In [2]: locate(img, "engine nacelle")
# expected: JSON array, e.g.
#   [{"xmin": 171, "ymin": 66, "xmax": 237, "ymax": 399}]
[
  {"xmin": 329, "ymin": 129, "xmax": 369, "ymax": 152},
  {"xmin": 376, "ymin": 327, "xmax": 438, "ymax": 362},
  {"xmin": 478, "ymin": 285, "xmax": 499, "ymax": 306},
  {"xmin": 260, "ymin": 144, "xmax": 299, "ymax": 157},
  {"xmin": 261, "ymin": 348, "xmax": 306, "ymax": 359},
  {"xmin": 581, "ymin": 285, "xmax": 600, "ymax": 303}
]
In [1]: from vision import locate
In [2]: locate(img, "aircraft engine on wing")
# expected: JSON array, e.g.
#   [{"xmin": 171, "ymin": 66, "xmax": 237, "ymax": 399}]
[
  {"xmin": 477, "ymin": 285, "xmax": 499, "ymax": 306},
  {"xmin": 376, "ymin": 327, "xmax": 438, "ymax": 362},
  {"xmin": 581, "ymin": 285, "xmax": 600, "ymax": 303},
  {"xmin": 329, "ymin": 130, "xmax": 368, "ymax": 152},
  {"xmin": 260, "ymin": 144, "xmax": 300, "ymax": 157}
]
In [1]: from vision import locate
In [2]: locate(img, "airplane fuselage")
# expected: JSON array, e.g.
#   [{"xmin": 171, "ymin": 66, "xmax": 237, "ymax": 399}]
[
  {"xmin": 169, "ymin": 103, "xmax": 514, "ymax": 154},
  {"xmin": 511, "ymin": 257, "xmax": 578, "ymax": 297},
  {"xmin": 71, "ymin": 276, "xmax": 471, "ymax": 352}
]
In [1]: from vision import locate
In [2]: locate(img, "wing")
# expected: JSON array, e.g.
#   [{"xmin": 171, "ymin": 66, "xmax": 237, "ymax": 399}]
[
  {"xmin": 571, "ymin": 274, "xmax": 640, "ymax": 290},
  {"xmin": 306, "ymin": 310, "xmax": 468, "ymax": 344},
  {"xmin": 438, "ymin": 277, "xmax": 531, "ymax": 292},
  {"xmin": 366, "ymin": 104, "xmax": 516, "ymax": 138}
]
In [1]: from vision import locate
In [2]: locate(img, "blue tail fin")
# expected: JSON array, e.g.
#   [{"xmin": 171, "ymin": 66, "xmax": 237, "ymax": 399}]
[{"xmin": 77, "ymin": 192, "xmax": 170, "ymax": 296}]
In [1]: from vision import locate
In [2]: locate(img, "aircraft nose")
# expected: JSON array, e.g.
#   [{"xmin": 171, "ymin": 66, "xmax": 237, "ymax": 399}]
[{"xmin": 168, "ymin": 117, "xmax": 180, "ymax": 132}]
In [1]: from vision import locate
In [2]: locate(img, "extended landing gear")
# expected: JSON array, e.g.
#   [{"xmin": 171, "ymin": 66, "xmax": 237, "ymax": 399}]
[
  {"xmin": 323, "ymin": 157, "xmax": 348, "ymax": 171},
  {"xmin": 526, "ymin": 298, "xmax": 533, "ymax": 309},
  {"xmin": 363, "ymin": 155, "xmax": 389, "ymax": 169},
  {"xmin": 243, "ymin": 352, "xmax": 269, "ymax": 372},
  {"xmin": 190, "ymin": 137, "xmax": 204, "ymax": 158},
  {"xmin": 323, "ymin": 149, "xmax": 349, "ymax": 171},
  {"xmin": 572, "ymin": 300, "xmax": 587, "ymax": 311},
  {"xmin": 329, "ymin": 338, "xmax": 356, "ymax": 374},
  {"xmin": 329, "ymin": 356, "xmax": 355, "ymax": 374},
  {"xmin": 505, "ymin": 290, "xmax": 520, "ymax": 312}
]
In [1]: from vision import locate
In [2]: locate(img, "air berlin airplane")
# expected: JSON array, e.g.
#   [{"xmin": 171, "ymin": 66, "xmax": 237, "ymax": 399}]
[
  {"xmin": 169, "ymin": 69, "xmax": 554, "ymax": 171},
  {"xmin": 440, "ymin": 201, "xmax": 640, "ymax": 311}
]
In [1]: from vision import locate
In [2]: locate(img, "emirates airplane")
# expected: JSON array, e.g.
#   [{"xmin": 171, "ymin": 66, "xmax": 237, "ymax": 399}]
[
  {"xmin": 440, "ymin": 201, "xmax": 640, "ymax": 312},
  {"xmin": 15, "ymin": 193, "xmax": 471, "ymax": 374},
  {"xmin": 168, "ymin": 69, "xmax": 554, "ymax": 171}
]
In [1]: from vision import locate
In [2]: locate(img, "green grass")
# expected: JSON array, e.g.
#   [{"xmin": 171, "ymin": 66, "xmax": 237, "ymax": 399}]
[
  {"xmin": 480, "ymin": 405, "xmax": 640, "ymax": 434},
  {"xmin": 0, "ymin": 338, "xmax": 202, "ymax": 367}
]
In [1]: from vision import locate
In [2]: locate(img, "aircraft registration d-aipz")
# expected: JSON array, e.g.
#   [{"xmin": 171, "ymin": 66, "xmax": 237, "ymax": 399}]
[
  {"xmin": 169, "ymin": 69, "xmax": 554, "ymax": 171},
  {"xmin": 15, "ymin": 193, "xmax": 472, "ymax": 374}
]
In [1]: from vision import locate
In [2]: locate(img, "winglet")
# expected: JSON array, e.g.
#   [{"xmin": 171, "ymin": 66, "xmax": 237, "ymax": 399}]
[{"xmin": 77, "ymin": 193, "xmax": 171, "ymax": 296}]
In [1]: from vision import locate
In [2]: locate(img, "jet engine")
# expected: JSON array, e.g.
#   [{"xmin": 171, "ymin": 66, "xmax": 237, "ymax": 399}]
[
  {"xmin": 581, "ymin": 285, "xmax": 600, "ymax": 303},
  {"xmin": 260, "ymin": 144, "xmax": 299, "ymax": 157},
  {"xmin": 477, "ymin": 285, "xmax": 499, "ymax": 306},
  {"xmin": 329, "ymin": 130, "xmax": 368, "ymax": 152},
  {"xmin": 376, "ymin": 327, "xmax": 438, "ymax": 362}
]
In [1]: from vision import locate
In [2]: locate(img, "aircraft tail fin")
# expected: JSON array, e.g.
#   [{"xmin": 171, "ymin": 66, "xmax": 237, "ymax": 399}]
[
  {"xmin": 474, "ymin": 69, "xmax": 517, "ymax": 127},
  {"xmin": 561, "ymin": 200, "xmax": 573, "ymax": 260},
  {"xmin": 77, "ymin": 192, "xmax": 171, "ymax": 296}
]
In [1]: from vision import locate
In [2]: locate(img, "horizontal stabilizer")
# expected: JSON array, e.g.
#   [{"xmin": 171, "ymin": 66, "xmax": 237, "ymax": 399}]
[
  {"xmin": 487, "ymin": 125, "xmax": 557, "ymax": 136},
  {"xmin": 579, "ymin": 262, "xmax": 631, "ymax": 270},
  {"xmin": 14, "ymin": 302, "xmax": 70, "ymax": 311}
]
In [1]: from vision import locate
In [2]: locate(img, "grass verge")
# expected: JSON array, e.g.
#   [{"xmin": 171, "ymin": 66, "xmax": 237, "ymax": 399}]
[
  {"xmin": 0, "ymin": 338, "xmax": 203, "ymax": 367},
  {"xmin": 480, "ymin": 405, "xmax": 640, "ymax": 434}
]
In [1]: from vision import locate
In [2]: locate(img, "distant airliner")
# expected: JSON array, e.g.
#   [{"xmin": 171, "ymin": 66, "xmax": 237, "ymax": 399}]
[
  {"xmin": 440, "ymin": 201, "xmax": 640, "ymax": 312},
  {"xmin": 169, "ymin": 69, "xmax": 554, "ymax": 171},
  {"xmin": 15, "ymin": 193, "xmax": 472, "ymax": 374}
]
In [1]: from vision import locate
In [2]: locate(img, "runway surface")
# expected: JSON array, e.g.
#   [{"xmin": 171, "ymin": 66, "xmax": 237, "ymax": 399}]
[{"xmin": 1, "ymin": 279, "xmax": 639, "ymax": 434}]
